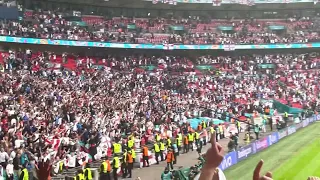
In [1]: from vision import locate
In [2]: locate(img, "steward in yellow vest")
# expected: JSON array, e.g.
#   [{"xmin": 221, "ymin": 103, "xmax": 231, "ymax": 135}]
[
  {"xmin": 112, "ymin": 156, "xmax": 120, "ymax": 180},
  {"xmin": 154, "ymin": 143, "xmax": 161, "ymax": 164},
  {"xmin": 113, "ymin": 142, "xmax": 122, "ymax": 154},
  {"xmin": 160, "ymin": 140, "xmax": 166, "ymax": 161},
  {"xmin": 155, "ymin": 133, "xmax": 161, "ymax": 142},
  {"xmin": 167, "ymin": 138, "xmax": 172, "ymax": 148},
  {"xmin": 127, "ymin": 139, "xmax": 134, "ymax": 149},
  {"xmin": 129, "ymin": 148, "xmax": 136, "ymax": 161},
  {"xmin": 202, "ymin": 120, "xmax": 207, "ymax": 129},
  {"xmin": 74, "ymin": 169, "xmax": 84, "ymax": 180},
  {"xmin": 195, "ymin": 131, "xmax": 200, "ymax": 145},
  {"xmin": 84, "ymin": 163, "xmax": 93, "ymax": 180},
  {"xmin": 19, "ymin": 167, "xmax": 29, "ymax": 180},
  {"xmin": 100, "ymin": 156, "xmax": 111, "ymax": 180}
]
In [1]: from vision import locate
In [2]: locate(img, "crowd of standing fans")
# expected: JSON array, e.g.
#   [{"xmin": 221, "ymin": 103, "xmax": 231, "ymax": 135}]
[
  {"xmin": 0, "ymin": 48, "xmax": 319, "ymax": 179},
  {"xmin": 0, "ymin": 8, "xmax": 320, "ymax": 44}
]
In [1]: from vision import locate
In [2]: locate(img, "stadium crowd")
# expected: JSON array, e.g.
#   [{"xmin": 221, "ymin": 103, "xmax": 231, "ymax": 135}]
[
  {"xmin": 0, "ymin": 8, "xmax": 319, "ymax": 44},
  {"xmin": 0, "ymin": 47, "xmax": 319, "ymax": 179}
]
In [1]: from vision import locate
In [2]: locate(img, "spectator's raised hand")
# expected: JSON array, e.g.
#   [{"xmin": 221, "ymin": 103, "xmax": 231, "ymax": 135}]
[
  {"xmin": 253, "ymin": 160, "xmax": 273, "ymax": 180},
  {"xmin": 205, "ymin": 131, "xmax": 224, "ymax": 168},
  {"xmin": 199, "ymin": 132, "xmax": 224, "ymax": 180}
]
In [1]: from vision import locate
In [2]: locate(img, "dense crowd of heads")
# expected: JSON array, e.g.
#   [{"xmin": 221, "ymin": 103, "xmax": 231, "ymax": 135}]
[{"xmin": 0, "ymin": 8, "xmax": 319, "ymax": 44}]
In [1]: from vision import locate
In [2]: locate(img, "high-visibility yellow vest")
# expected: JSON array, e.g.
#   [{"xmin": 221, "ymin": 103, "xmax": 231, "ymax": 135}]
[
  {"xmin": 219, "ymin": 126, "xmax": 223, "ymax": 133},
  {"xmin": 128, "ymin": 135, "xmax": 135, "ymax": 141},
  {"xmin": 188, "ymin": 133, "xmax": 194, "ymax": 141},
  {"xmin": 156, "ymin": 134, "xmax": 161, "ymax": 141},
  {"xmin": 167, "ymin": 139, "xmax": 171, "ymax": 147},
  {"xmin": 154, "ymin": 143, "xmax": 160, "ymax": 152},
  {"xmin": 85, "ymin": 168, "xmax": 92, "ymax": 180},
  {"xmin": 176, "ymin": 138, "xmax": 181, "ymax": 146},
  {"xmin": 113, "ymin": 157, "xmax": 120, "ymax": 168},
  {"xmin": 75, "ymin": 173, "xmax": 84, "ymax": 180},
  {"xmin": 113, "ymin": 143, "xmax": 121, "ymax": 153},
  {"xmin": 79, "ymin": 173, "xmax": 85, "ymax": 180},
  {"xmin": 160, "ymin": 142, "xmax": 165, "ymax": 151},
  {"xmin": 177, "ymin": 134, "xmax": 182, "ymax": 146},
  {"xmin": 21, "ymin": 168, "xmax": 28, "ymax": 180},
  {"xmin": 195, "ymin": 132, "xmax": 200, "ymax": 140},
  {"xmin": 202, "ymin": 121, "xmax": 207, "ymax": 128},
  {"xmin": 128, "ymin": 139, "xmax": 134, "ymax": 148},
  {"xmin": 123, "ymin": 152, "xmax": 127, "ymax": 163},
  {"xmin": 245, "ymin": 134, "xmax": 250, "ymax": 143},
  {"xmin": 210, "ymin": 127, "xmax": 215, "ymax": 134},
  {"xmin": 284, "ymin": 112, "xmax": 288, "ymax": 117},
  {"xmin": 101, "ymin": 162, "xmax": 108, "ymax": 173},
  {"xmin": 131, "ymin": 149, "xmax": 136, "ymax": 159},
  {"xmin": 59, "ymin": 161, "xmax": 64, "ymax": 172}
]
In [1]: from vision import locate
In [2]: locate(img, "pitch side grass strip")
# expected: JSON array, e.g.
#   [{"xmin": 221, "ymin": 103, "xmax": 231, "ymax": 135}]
[{"xmin": 224, "ymin": 122, "xmax": 320, "ymax": 180}]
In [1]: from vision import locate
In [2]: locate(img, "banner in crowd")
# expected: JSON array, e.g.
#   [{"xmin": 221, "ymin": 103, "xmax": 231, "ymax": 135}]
[
  {"xmin": 218, "ymin": 151, "xmax": 238, "ymax": 171},
  {"xmin": 2, "ymin": 35, "xmax": 320, "ymax": 50}
]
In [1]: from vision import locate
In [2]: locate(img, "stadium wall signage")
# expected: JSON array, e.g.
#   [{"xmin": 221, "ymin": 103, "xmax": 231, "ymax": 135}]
[
  {"xmin": 237, "ymin": 144, "xmax": 256, "ymax": 161},
  {"xmin": 0, "ymin": 35, "xmax": 320, "ymax": 50},
  {"xmin": 218, "ymin": 151, "xmax": 238, "ymax": 171},
  {"xmin": 255, "ymin": 137, "xmax": 269, "ymax": 152},
  {"xmin": 295, "ymin": 122, "xmax": 303, "ymax": 130},
  {"xmin": 287, "ymin": 125, "xmax": 297, "ymax": 135},
  {"xmin": 278, "ymin": 129, "xmax": 288, "ymax": 139},
  {"xmin": 268, "ymin": 132, "xmax": 279, "ymax": 146},
  {"xmin": 218, "ymin": 115, "xmax": 320, "ymax": 171}
]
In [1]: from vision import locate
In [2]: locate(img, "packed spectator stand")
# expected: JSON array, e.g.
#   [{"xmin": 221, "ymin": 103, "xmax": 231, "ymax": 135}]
[
  {"xmin": 0, "ymin": 2, "xmax": 320, "ymax": 180},
  {"xmin": 0, "ymin": 8, "xmax": 320, "ymax": 44},
  {"xmin": 0, "ymin": 47, "xmax": 320, "ymax": 179}
]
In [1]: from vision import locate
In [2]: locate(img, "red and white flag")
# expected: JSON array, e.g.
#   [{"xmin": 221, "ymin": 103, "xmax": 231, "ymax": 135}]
[
  {"xmin": 45, "ymin": 138, "xmax": 62, "ymax": 150},
  {"xmin": 152, "ymin": 0, "xmax": 158, "ymax": 4},
  {"xmin": 163, "ymin": 43, "xmax": 174, "ymax": 50},
  {"xmin": 212, "ymin": 0, "xmax": 222, "ymax": 6}
]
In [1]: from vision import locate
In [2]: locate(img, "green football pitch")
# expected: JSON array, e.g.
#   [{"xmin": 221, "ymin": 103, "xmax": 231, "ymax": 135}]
[{"xmin": 224, "ymin": 122, "xmax": 320, "ymax": 180}]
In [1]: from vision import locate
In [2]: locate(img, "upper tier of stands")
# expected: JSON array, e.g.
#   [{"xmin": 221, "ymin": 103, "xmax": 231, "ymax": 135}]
[{"xmin": 0, "ymin": 9, "xmax": 319, "ymax": 45}]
